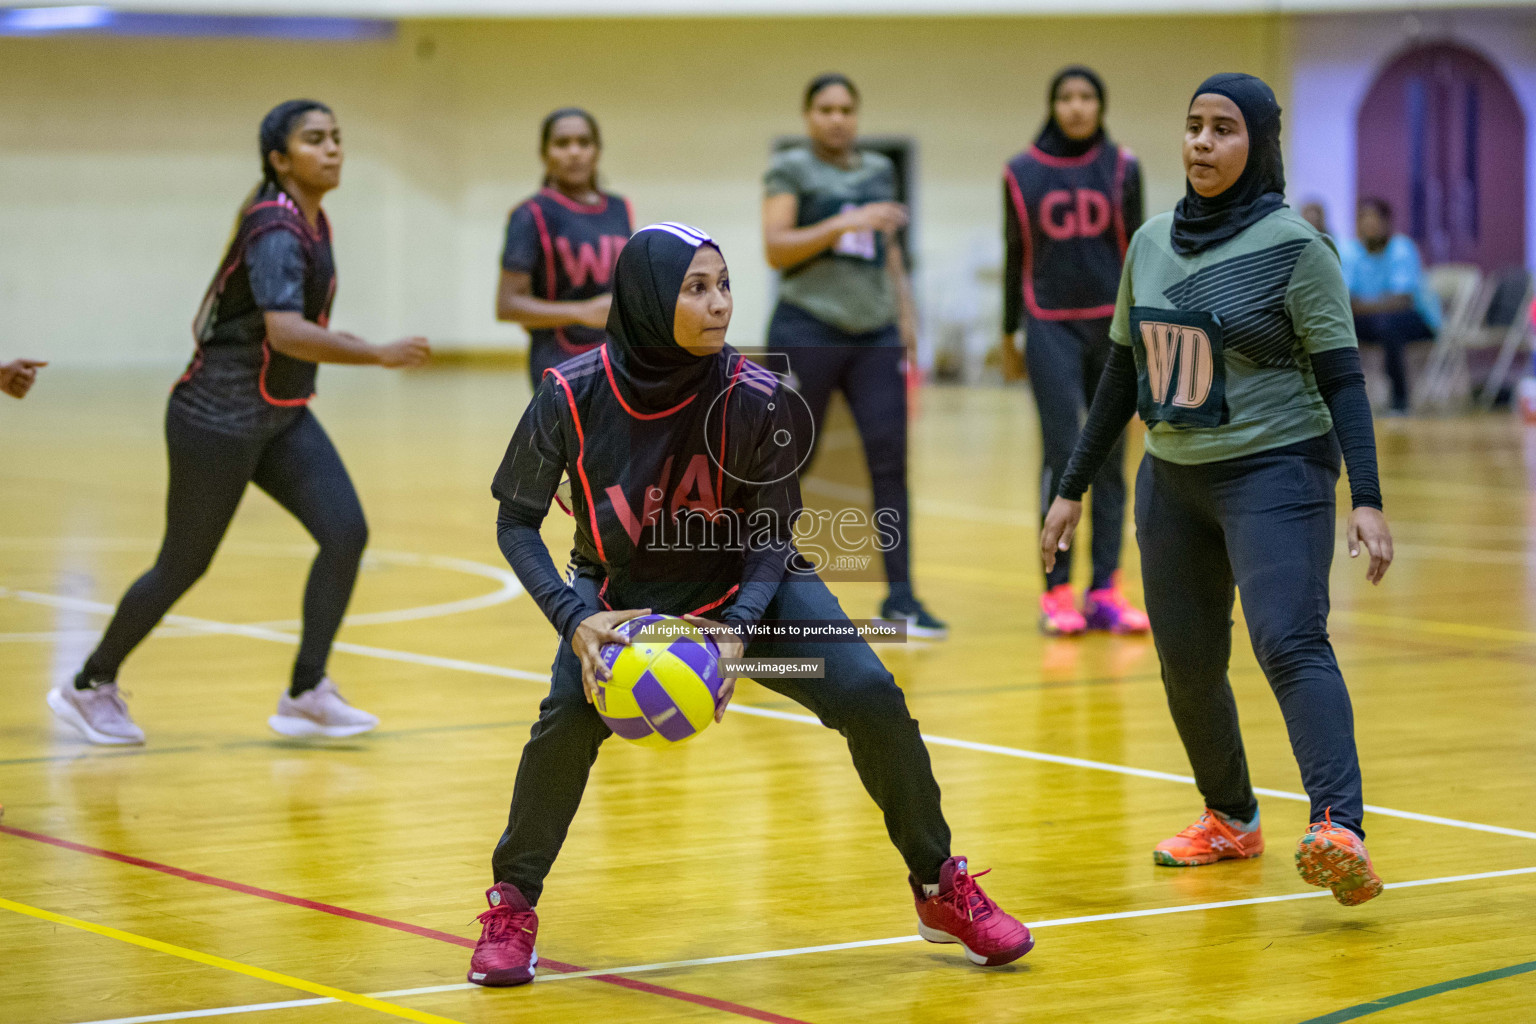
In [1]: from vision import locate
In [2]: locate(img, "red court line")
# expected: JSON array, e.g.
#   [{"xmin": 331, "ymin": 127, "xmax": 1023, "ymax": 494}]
[{"xmin": 1, "ymin": 823, "xmax": 813, "ymax": 1024}]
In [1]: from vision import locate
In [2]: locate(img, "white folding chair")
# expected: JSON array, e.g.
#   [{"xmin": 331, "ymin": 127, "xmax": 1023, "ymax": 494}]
[
  {"xmin": 1478, "ymin": 270, "xmax": 1536, "ymax": 410},
  {"xmin": 1413, "ymin": 263, "xmax": 1483, "ymax": 411}
]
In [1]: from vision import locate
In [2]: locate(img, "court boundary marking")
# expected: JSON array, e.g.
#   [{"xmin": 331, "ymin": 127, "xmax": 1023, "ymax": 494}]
[
  {"xmin": 39, "ymin": 864, "xmax": 1536, "ymax": 1024},
  {"xmin": 0, "ymin": 539, "xmax": 523, "ymax": 642},
  {"xmin": 6, "ymin": 585, "xmax": 1535, "ymax": 842},
  {"xmin": 1295, "ymin": 958, "xmax": 1536, "ymax": 1023},
  {"xmin": 0, "ymin": 895, "xmax": 466, "ymax": 1024},
  {"xmin": 0, "ymin": 824, "xmax": 813, "ymax": 1024}
]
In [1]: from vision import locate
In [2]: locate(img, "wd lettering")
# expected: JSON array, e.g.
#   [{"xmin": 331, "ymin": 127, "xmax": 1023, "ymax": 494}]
[
  {"xmin": 1139, "ymin": 321, "xmax": 1214, "ymax": 409},
  {"xmin": 1129, "ymin": 306, "xmax": 1227, "ymax": 428}
]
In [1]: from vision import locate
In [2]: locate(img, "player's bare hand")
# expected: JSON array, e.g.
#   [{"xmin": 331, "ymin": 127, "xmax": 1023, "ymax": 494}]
[
  {"xmin": 572, "ymin": 608, "xmax": 652, "ymax": 704},
  {"xmin": 1040, "ymin": 497, "xmax": 1083, "ymax": 574},
  {"xmin": 999, "ymin": 334, "xmax": 1026, "ymax": 382},
  {"xmin": 1348, "ymin": 507, "xmax": 1393, "ymax": 585},
  {"xmin": 1, "ymin": 359, "xmax": 46, "ymax": 399},
  {"xmin": 683, "ymin": 615, "xmax": 743, "ymax": 722},
  {"xmin": 377, "ymin": 337, "xmax": 431, "ymax": 368},
  {"xmin": 577, "ymin": 294, "xmax": 612, "ymax": 329},
  {"xmin": 841, "ymin": 202, "xmax": 908, "ymax": 235}
]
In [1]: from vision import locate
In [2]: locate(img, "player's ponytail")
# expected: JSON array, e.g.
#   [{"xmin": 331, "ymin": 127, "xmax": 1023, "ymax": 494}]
[
  {"xmin": 218, "ymin": 99, "xmax": 332, "ymax": 250},
  {"xmin": 539, "ymin": 107, "xmax": 602, "ymax": 193}
]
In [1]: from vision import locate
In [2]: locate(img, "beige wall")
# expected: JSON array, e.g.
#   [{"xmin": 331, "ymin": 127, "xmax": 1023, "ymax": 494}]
[{"xmin": 0, "ymin": 15, "xmax": 1288, "ymax": 365}]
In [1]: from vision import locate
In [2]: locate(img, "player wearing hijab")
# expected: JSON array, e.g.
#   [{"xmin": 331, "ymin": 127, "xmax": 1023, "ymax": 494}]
[
  {"xmin": 1042, "ymin": 75, "xmax": 1392, "ymax": 906},
  {"xmin": 49, "ymin": 100, "xmax": 430, "ymax": 747},
  {"xmin": 498, "ymin": 108, "xmax": 634, "ymax": 389},
  {"xmin": 467, "ymin": 223, "xmax": 1032, "ymax": 987},
  {"xmin": 1003, "ymin": 66, "xmax": 1148, "ymax": 637}
]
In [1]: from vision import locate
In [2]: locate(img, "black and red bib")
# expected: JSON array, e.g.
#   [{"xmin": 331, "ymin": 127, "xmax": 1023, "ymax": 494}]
[
  {"xmin": 493, "ymin": 344, "xmax": 800, "ymax": 618},
  {"xmin": 1005, "ymin": 142, "xmax": 1134, "ymax": 321},
  {"xmin": 502, "ymin": 188, "xmax": 635, "ymax": 361},
  {"xmin": 184, "ymin": 190, "xmax": 335, "ymax": 406}
]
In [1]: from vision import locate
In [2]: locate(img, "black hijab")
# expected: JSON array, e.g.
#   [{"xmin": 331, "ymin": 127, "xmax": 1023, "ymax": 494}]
[
  {"xmin": 1034, "ymin": 66, "xmax": 1106, "ymax": 160},
  {"xmin": 1171, "ymin": 73, "xmax": 1287, "ymax": 256},
  {"xmin": 605, "ymin": 222, "xmax": 720, "ymax": 411}
]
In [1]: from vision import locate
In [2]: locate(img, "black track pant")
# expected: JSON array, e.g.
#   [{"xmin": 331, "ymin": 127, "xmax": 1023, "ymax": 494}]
[
  {"xmin": 492, "ymin": 573, "xmax": 952, "ymax": 903},
  {"xmin": 83, "ymin": 400, "xmax": 368, "ymax": 694},
  {"xmin": 1354, "ymin": 310, "xmax": 1433, "ymax": 412},
  {"xmin": 767, "ymin": 302, "xmax": 910, "ymax": 591},
  {"xmin": 1025, "ymin": 315, "xmax": 1127, "ymax": 591},
  {"xmin": 1134, "ymin": 434, "xmax": 1365, "ymax": 837}
]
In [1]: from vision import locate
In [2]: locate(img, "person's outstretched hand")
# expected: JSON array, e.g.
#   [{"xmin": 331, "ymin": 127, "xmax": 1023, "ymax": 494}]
[{"xmin": 1, "ymin": 359, "xmax": 46, "ymax": 399}]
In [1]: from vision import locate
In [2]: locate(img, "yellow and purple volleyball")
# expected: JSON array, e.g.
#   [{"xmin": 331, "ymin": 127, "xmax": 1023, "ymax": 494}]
[{"xmin": 596, "ymin": 614, "xmax": 724, "ymax": 748}]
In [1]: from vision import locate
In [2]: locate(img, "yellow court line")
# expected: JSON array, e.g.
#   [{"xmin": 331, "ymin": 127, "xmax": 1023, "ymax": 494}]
[
  {"xmin": 0, "ymin": 896, "xmax": 466, "ymax": 1024},
  {"xmin": 1332, "ymin": 611, "xmax": 1536, "ymax": 646}
]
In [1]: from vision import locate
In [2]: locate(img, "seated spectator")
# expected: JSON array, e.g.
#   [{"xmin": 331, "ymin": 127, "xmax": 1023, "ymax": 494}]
[
  {"xmin": 1300, "ymin": 199, "xmax": 1330, "ymax": 238},
  {"xmin": 1339, "ymin": 197, "xmax": 1441, "ymax": 414}
]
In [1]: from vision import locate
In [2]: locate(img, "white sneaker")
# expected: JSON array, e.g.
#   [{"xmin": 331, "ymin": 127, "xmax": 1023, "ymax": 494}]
[
  {"xmin": 268, "ymin": 678, "xmax": 379, "ymax": 738},
  {"xmin": 48, "ymin": 682, "xmax": 146, "ymax": 745}
]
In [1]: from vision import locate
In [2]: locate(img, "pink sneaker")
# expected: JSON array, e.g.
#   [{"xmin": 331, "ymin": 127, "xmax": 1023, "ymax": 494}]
[
  {"xmin": 1039, "ymin": 584, "xmax": 1086, "ymax": 636},
  {"xmin": 467, "ymin": 883, "xmax": 539, "ymax": 986},
  {"xmin": 1082, "ymin": 574, "xmax": 1150, "ymax": 634},
  {"xmin": 911, "ymin": 855, "xmax": 1034, "ymax": 966}
]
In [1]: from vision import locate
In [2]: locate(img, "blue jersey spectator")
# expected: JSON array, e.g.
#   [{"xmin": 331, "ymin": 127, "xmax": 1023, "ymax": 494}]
[{"xmin": 1338, "ymin": 197, "xmax": 1441, "ymax": 412}]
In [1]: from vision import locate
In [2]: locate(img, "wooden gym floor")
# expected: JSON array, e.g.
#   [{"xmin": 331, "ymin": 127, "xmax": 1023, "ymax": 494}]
[{"xmin": 2, "ymin": 366, "xmax": 1534, "ymax": 1024}]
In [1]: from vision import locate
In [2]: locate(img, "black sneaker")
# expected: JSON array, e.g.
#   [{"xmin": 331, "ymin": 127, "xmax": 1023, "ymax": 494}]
[{"xmin": 880, "ymin": 596, "xmax": 949, "ymax": 640}]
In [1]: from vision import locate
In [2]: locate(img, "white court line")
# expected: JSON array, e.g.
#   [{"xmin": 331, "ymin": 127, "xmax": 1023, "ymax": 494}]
[
  {"xmin": 728, "ymin": 704, "xmax": 1536, "ymax": 841},
  {"xmin": 7, "ymin": 586, "xmax": 1535, "ymax": 841},
  {"xmin": 0, "ymin": 539, "xmax": 523, "ymax": 637},
  {"xmin": 62, "ymin": 865, "xmax": 1536, "ymax": 1024},
  {"xmin": 1, "ymin": 588, "xmax": 549, "ymax": 685}
]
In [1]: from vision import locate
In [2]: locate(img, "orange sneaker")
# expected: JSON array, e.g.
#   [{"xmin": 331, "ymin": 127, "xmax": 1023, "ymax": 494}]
[
  {"xmin": 1039, "ymin": 584, "xmax": 1087, "ymax": 636},
  {"xmin": 1296, "ymin": 809, "xmax": 1383, "ymax": 906},
  {"xmin": 1153, "ymin": 809, "xmax": 1264, "ymax": 866}
]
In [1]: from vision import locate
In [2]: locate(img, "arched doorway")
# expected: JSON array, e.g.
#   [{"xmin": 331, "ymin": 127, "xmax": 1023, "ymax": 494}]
[{"xmin": 1356, "ymin": 42, "xmax": 1526, "ymax": 271}]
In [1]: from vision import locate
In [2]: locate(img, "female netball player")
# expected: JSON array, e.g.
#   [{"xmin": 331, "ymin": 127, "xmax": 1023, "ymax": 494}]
[
  {"xmin": 761, "ymin": 74, "xmax": 945, "ymax": 638},
  {"xmin": 48, "ymin": 99, "xmax": 430, "ymax": 747},
  {"xmin": 498, "ymin": 108, "xmax": 634, "ymax": 389},
  {"xmin": 1003, "ymin": 67, "xmax": 1149, "ymax": 637},
  {"xmin": 2, "ymin": 358, "xmax": 45, "ymax": 398},
  {"xmin": 467, "ymin": 224, "xmax": 1032, "ymax": 986},
  {"xmin": 1042, "ymin": 74, "xmax": 1392, "ymax": 906}
]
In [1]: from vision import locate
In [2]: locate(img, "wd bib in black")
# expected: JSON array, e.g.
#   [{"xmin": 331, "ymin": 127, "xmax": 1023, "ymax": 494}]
[
  {"xmin": 502, "ymin": 189, "xmax": 634, "ymax": 365},
  {"xmin": 185, "ymin": 190, "xmax": 335, "ymax": 407},
  {"xmin": 1005, "ymin": 142, "xmax": 1133, "ymax": 319},
  {"xmin": 491, "ymin": 345, "xmax": 802, "ymax": 617}
]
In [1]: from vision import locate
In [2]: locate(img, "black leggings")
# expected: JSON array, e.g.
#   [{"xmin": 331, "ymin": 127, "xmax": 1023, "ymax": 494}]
[
  {"xmin": 767, "ymin": 302, "xmax": 911, "ymax": 591},
  {"xmin": 1025, "ymin": 316, "xmax": 1127, "ymax": 591},
  {"xmin": 1134, "ymin": 435, "xmax": 1365, "ymax": 837},
  {"xmin": 83, "ymin": 400, "xmax": 368, "ymax": 694},
  {"xmin": 1354, "ymin": 310, "xmax": 1433, "ymax": 412},
  {"xmin": 492, "ymin": 573, "xmax": 952, "ymax": 903}
]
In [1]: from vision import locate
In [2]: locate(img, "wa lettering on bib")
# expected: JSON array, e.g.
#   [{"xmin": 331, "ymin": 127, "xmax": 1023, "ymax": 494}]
[{"xmin": 1129, "ymin": 307, "xmax": 1227, "ymax": 428}]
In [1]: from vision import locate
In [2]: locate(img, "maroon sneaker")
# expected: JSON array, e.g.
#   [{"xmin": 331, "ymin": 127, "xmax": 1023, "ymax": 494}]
[
  {"xmin": 467, "ymin": 882, "xmax": 539, "ymax": 986},
  {"xmin": 911, "ymin": 855, "xmax": 1034, "ymax": 966}
]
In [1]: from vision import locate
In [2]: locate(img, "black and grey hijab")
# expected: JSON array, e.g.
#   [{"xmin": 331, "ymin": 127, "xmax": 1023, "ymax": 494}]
[
  {"xmin": 1170, "ymin": 72, "xmax": 1287, "ymax": 256},
  {"xmin": 1034, "ymin": 65, "xmax": 1107, "ymax": 160},
  {"xmin": 604, "ymin": 222, "xmax": 722, "ymax": 411}
]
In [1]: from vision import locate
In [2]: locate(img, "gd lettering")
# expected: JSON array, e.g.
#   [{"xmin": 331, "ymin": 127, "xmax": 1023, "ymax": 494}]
[{"xmin": 1039, "ymin": 189, "xmax": 1112, "ymax": 241}]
